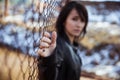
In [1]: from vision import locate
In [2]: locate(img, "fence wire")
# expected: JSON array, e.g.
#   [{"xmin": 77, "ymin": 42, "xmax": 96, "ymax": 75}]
[
  {"xmin": 1, "ymin": 0, "xmax": 120, "ymax": 80},
  {"xmin": 0, "ymin": 0, "xmax": 66, "ymax": 80}
]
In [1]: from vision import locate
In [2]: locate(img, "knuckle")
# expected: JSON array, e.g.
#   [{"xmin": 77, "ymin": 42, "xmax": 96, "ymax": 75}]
[
  {"xmin": 45, "ymin": 32, "xmax": 50, "ymax": 37},
  {"xmin": 42, "ymin": 36, "xmax": 46, "ymax": 40},
  {"xmin": 42, "ymin": 42, "xmax": 49, "ymax": 47},
  {"xmin": 48, "ymin": 39, "xmax": 52, "ymax": 43},
  {"xmin": 43, "ymin": 37, "xmax": 51, "ymax": 43},
  {"xmin": 46, "ymin": 43, "xmax": 49, "ymax": 47},
  {"xmin": 41, "ymin": 37, "xmax": 47, "ymax": 42},
  {"xmin": 37, "ymin": 49, "xmax": 42, "ymax": 54}
]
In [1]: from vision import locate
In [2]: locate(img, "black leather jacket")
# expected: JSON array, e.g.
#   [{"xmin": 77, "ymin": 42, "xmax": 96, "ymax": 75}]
[{"xmin": 38, "ymin": 35, "xmax": 82, "ymax": 80}]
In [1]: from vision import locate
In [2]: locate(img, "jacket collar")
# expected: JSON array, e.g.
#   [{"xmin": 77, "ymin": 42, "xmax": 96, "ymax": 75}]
[{"xmin": 58, "ymin": 33, "xmax": 79, "ymax": 53}]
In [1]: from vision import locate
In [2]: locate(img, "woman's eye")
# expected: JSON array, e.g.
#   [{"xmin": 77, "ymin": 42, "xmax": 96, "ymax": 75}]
[{"xmin": 72, "ymin": 17, "xmax": 78, "ymax": 21}]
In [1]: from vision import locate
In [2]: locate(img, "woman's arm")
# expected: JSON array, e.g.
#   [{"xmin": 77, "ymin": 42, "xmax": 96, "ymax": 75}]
[{"xmin": 38, "ymin": 48, "xmax": 58, "ymax": 80}]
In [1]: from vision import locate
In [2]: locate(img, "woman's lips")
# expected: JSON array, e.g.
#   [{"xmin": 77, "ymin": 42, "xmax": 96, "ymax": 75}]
[{"xmin": 74, "ymin": 30, "xmax": 81, "ymax": 33}]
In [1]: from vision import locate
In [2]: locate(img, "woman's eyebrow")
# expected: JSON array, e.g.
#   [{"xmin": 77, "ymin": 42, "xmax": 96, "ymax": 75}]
[{"xmin": 72, "ymin": 15, "xmax": 80, "ymax": 19}]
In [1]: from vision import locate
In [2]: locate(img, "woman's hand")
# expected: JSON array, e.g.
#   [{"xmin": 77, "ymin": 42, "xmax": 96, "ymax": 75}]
[{"xmin": 37, "ymin": 31, "xmax": 57, "ymax": 57}]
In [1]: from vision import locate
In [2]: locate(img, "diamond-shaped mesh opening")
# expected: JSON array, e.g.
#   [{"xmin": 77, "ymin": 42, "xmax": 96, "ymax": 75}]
[{"xmin": 0, "ymin": 0, "xmax": 67, "ymax": 80}]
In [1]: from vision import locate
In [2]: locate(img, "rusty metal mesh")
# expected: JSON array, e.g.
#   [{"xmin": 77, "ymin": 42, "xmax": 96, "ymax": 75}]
[{"xmin": 0, "ymin": 0, "xmax": 65, "ymax": 80}]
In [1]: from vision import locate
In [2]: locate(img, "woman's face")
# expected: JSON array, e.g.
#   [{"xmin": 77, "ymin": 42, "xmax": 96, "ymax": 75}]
[{"xmin": 64, "ymin": 9, "xmax": 85, "ymax": 38}]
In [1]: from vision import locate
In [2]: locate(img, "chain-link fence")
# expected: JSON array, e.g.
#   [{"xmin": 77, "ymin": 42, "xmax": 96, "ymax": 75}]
[
  {"xmin": 0, "ymin": 0, "xmax": 120, "ymax": 80},
  {"xmin": 0, "ymin": 0, "xmax": 67, "ymax": 80}
]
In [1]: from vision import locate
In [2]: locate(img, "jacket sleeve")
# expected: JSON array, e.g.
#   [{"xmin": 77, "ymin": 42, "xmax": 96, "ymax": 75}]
[{"xmin": 37, "ymin": 48, "xmax": 58, "ymax": 80}]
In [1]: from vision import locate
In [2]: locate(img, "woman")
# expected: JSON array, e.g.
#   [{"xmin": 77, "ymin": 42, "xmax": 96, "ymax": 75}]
[{"xmin": 37, "ymin": 1, "xmax": 88, "ymax": 80}]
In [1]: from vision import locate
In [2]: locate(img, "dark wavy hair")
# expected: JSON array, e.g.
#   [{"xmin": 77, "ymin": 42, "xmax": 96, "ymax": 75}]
[{"xmin": 55, "ymin": 1, "xmax": 88, "ymax": 40}]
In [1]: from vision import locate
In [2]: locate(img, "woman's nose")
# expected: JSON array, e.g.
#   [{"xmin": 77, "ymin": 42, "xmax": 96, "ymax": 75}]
[{"xmin": 76, "ymin": 22, "xmax": 81, "ymax": 27}]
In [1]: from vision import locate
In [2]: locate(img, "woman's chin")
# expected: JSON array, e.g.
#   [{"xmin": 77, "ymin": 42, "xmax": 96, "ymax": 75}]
[{"xmin": 74, "ymin": 33, "xmax": 81, "ymax": 36}]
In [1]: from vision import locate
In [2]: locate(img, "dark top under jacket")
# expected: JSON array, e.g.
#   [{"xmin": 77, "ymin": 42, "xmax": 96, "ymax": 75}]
[{"xmin": 38, "ymin": 35, "xmax": 82, "ymax": 80}]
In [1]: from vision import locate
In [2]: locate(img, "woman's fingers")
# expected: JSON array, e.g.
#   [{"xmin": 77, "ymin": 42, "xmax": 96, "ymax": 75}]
[
  {"xmin": 44, "ymin": 31, "xmax": 51, "ymax": 38},
  {"xmin": 37, "ymin": 48, "xmax": 45, "ymax": 56},
  {"xmin": 41, "ymin": 36, "xmax": 51, "ymax": 44},
  {"xmin": 51, "ymin": 31, "xmax": 57, "ymax": 45},
  {"xmin": 39, "ymin": 41, "xmax": 49, "ymax": 48},
  {"xmin": 40, "ymin": 31, "xmax": 57, "ymax": 48},
  {"xmin": 37, "ymin": 31, "xmax": 57, "ymax": 57}
]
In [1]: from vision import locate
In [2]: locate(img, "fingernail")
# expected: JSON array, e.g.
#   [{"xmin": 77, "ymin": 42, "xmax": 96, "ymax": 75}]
[{"xmin": 43, "ymin": 49, "xmax": 45, "ymax": 52}]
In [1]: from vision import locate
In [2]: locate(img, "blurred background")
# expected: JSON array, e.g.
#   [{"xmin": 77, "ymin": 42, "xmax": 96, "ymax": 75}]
[{"xmin": 0, "ymin": 0, "xmax": 120, "ymax": 80}]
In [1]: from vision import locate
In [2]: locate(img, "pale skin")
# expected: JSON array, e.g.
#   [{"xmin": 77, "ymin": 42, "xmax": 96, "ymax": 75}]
[{"xmin": 37, "ymin": 9, "xmax": 85, "ymax": 57}]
